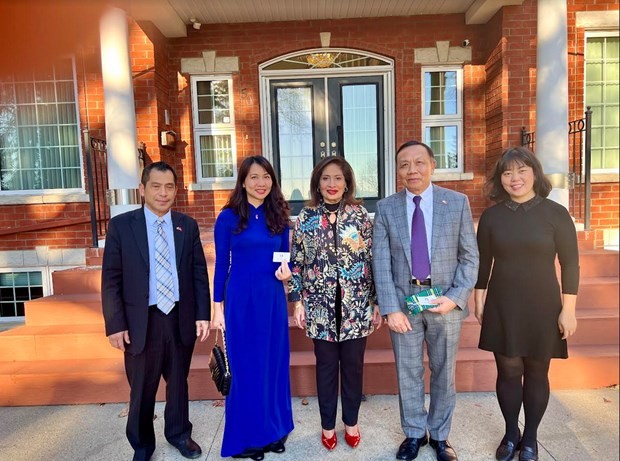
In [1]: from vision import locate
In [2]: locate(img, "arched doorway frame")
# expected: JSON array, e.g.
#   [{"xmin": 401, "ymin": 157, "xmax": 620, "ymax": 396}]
[{"xmin": 259, "ymin": 48, "xmax": 397, "ymax": 205}]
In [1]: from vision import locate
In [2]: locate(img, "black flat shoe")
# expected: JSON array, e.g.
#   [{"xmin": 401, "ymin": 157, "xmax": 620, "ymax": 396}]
[
  {"xmin": 396, "ymin": 435, "xmax": 428, "ymax": 460},
  {"xmin": 264, "ymin": 439, "xmax": 285, "ymax": 453},
  {"xmin": 496, "ymin": 439, "xmax": 521, "ymax": 461},
  {"xmin": 232, "ymin": 448, "xmax": 265, "ymax": 460},
  {"xmin": 429, "ymin": 438, "xmax": 458, "ymax": 461},
  {"xmin": 496, "ymin": 431, "xmax": 521, "ymax": 461},
  {"xmin": 519, "ymin": 444, "xmax": 538, "ymax": 461}
]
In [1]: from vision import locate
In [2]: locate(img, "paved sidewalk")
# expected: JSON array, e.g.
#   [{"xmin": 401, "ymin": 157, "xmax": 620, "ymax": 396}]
[{"xmin": 0, "ymin": 389, "xmax": 618, "ymax": 461}]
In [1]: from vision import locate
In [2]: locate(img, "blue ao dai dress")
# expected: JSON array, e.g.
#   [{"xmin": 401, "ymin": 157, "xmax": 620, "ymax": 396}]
[{"xmin": 213, "ymin": 204, "xmax": 294, "ymax": 456}]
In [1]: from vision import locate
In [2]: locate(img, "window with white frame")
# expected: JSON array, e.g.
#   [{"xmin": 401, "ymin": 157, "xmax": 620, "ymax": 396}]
[
  {"xmin": 0, "ymin": 271, "xmax": 44, "ymax": 318},
  {"xmin": 585, "ymin": 32, "xmax": 619, "ymax": 172},
  {"xmin": 191, "ymin": 76, "xmax": 237, "ymax": 181},
  {"xmin": 0, "ymin": 57, "xmax": 82, "ymax": 192},
  {"xmin": 421, "ymin": 67, "xmax": 463, "ymax": 171}
]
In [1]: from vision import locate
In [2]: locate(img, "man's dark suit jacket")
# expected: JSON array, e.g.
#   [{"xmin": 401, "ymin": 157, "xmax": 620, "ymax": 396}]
[{"xmin": 101, "ymin": 207, "xmax": 211, "ymax": 355}]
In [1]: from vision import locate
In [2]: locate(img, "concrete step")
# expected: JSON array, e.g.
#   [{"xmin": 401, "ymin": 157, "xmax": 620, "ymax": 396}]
[
  {"xmin": 52, "ymin": 268, "xmax": 103, "ymax": 295},
  {"xmin": 6, "ymin": 304, "xmax": 616, "ymax": 362},
  {"xmin": 286, "ymin": 307, "xmax": 620, "ymax": 352},
  {"xmin": 25, "ymin": 293, "xmax": 103, "ymax": 326},
  {"xmin": 24, "ymin": 294, "xmax": 102, "ymax": 326},
  {"xmin": 0, "ymin": 324, "xmax": 115, "ymax": 361},
  {"xmin": 1, "ymin": 344, "xmax": 616, "ymax": 406},
  {"xmin": 576, "ymin": 277, "xmax": 620, "ymax": 309},
  {"xmin": 578, "ymin": 250, "xmax": 619, "ymax": 278}
]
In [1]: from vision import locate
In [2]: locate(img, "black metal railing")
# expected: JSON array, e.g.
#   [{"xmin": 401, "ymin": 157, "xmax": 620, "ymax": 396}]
[
  {"xmin": 521, "ymin": 128, "xmax": 535, "ymax": 151},
  {"xmin": 569, "ymin": 107, "xmax": 593, "ymax": 229},
  {"xmin": 83, "ymin": 130, "xmax": 109, "ymax": 247},
  {"xmin": 521, "ymin": 107, "xmax": 593, "ymax": 229}
]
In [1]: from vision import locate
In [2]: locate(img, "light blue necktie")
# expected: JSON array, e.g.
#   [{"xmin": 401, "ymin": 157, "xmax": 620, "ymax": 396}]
[{"xmin": 155, "ymin": 219, "xmax": 175, "ymax": 314}]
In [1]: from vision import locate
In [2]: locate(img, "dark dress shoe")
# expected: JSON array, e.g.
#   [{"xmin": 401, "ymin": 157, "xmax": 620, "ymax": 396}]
[
  {"xmin": 396, "ymin": 435, "xmax": 428, "ymax": 460},
  {"xmin": 264, "ymin": 436, "xmax": 286, "ymax": 454},
  {"xmin": 171, "ymin": 438, "xmax": 202, "ymax": 459},
  {"xmin": 519, "ymin": 445, "xmax": 538, "ymax": 461},
  {"xmin": 232, "ymin": 448, "xmax": 265, "ymax": 460},
  {"xmin": 429, "ymin": 438, "xmax": 458, "ymax": 461},
  {"xmin": 496, "ymin": 433, "xmax": 521, "ymax": 461}
]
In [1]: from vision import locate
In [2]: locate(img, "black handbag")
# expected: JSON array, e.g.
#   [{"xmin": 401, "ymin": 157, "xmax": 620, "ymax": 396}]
[{"xmin": 209, "ymin": 328, "xmax": 231, "ymax": 396}]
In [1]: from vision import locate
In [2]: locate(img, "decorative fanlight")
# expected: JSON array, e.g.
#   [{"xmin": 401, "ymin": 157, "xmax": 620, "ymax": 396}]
[{"xmin": 306, "ymin": 52, "xmax": 336, "ymax": 68}]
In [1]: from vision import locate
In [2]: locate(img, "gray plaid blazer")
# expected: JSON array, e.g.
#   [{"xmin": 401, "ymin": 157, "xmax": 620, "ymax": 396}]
[{"xmin": 372, "ymin": 185, "xmax": 479, "ymax": 316}]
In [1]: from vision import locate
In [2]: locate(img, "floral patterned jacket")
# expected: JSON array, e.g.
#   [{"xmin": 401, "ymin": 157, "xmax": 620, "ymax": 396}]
[{"xmin": 288, "ymin": 202, "xmax": 377, "ymax": 342}]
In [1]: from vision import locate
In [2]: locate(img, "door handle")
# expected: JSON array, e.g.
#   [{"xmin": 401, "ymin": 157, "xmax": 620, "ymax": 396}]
[{"xmin": 337, "ymin": 125, "xmax": 344, "ymax": 156}]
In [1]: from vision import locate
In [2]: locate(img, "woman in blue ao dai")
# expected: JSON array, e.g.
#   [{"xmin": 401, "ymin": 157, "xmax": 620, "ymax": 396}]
[{"xmin": 211, "ymin": 156, "xmax": 294, "ymax": 461}]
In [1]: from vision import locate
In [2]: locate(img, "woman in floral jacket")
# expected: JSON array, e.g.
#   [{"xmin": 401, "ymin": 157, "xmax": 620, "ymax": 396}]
[{"xmin": 289, "ymin": 156, "xmax": 382, "ymax": 452}]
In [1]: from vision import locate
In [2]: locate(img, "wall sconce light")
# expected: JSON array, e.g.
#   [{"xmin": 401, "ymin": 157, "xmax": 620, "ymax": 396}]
[{"xmin": 190, "ymin": 18, "xmax": 202, "ymax": 30}]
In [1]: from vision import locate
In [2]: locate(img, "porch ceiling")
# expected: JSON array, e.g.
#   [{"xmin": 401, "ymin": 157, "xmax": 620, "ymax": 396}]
[{"xmin": 125, "ymin": 0, "xmax": 524, "ymax": 38}]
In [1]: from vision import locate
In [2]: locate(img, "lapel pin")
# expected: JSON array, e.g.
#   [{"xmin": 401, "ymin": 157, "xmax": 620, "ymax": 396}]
[
  {"xmin": 441, "ymin": 200, "xmax": 448, "ymax": 205},
  {"xmin": 176, "ymin": 226, "xmax": 183, "ymax": 232}
]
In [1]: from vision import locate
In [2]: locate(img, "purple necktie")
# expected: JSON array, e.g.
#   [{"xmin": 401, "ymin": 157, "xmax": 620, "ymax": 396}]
[{"xmin": 411, "ymin": 195, "xmax": 431, "ymax": 280}]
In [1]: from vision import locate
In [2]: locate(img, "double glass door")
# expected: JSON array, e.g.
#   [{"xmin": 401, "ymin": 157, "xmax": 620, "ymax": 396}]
[{"xmin": 270, "ymin": 75, "xmax": 384, "ymax": 214}]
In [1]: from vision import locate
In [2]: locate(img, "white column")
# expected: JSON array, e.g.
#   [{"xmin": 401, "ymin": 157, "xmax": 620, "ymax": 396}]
[
  {"xmin": 536, "ymin": 0, "xmax": 570, "ymax": 209},
  {"xmin": 100, "ymin": 7, "xmax": 141, "ymax": 217}
]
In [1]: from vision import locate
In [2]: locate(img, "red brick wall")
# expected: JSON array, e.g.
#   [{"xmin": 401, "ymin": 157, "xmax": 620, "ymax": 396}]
[
  {"xmin": 167, "ymin": 13, "xmax": 501, "ymax": 227},
  {"xmin": 1, "ymin": 2, "xmax": 618, "ymax": 255}
]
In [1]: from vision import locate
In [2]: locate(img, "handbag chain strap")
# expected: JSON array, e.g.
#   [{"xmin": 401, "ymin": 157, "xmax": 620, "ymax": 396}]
[{"xmin": 215, "ymin": 328, "xmax": 230, "ymax": 374}]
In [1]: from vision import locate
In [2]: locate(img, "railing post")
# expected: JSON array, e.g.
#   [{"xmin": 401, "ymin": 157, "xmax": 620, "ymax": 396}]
[
  {"xmin": 584, "ymin": 106, "xmax": 592, "ymax": 230},
  {"xmin": 83, "ymin": 129, "xmax": 99, "ymax": 247},
  {"xmin": 521, "ymin": 127, "xmax": 527, "ymax": 146}
]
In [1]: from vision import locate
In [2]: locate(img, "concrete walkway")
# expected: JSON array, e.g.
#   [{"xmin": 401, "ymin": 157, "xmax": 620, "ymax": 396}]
[{"xmin": 0, "ymin": 389, "xmax": 618, "ymax": 461}]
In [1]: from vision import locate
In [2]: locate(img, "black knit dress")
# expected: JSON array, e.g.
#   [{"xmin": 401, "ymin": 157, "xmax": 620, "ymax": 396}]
[{"xmin": 475, "ymin": 196, "xmax": 580, "ymax": 359}]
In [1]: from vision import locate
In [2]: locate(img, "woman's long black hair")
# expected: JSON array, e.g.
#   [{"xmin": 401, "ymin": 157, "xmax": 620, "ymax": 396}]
[{"xmin": 223, "ymin": 156, "xmax": 290, "ymax": 234}]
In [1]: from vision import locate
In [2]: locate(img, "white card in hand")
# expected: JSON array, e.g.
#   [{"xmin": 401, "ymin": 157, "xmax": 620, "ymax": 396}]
[{"xmin": 272, "ymin": 252, "xmax": 290, "ymax": 263}]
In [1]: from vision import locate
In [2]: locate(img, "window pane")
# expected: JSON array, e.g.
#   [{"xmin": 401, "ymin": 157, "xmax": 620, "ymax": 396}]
[
  {"xmin": 17, "ymin": 105, "xmax": 37, "ymax": 125},
  {"xmin": 342, "ymin": 84, "xmax": 379, "ymax": 198},
  {"xmin": 0, "ymin": 271, "xmax": 43, "ymax": 318},
  {"xmin": 196, "ymin": 80, "xmax": 230, "ymax": 125},
  {"xmin": 0, "ymin": 60, "xmax": 82, "ymax": 191},
  {"xmin": 15, "ymin": 83, "xmax": 34, "ymax": 104},
  {"xmin": 425, "ymin": 125, "xmax": 459, "ymax": 169},
  {"xmin": 199, "ymin": 135, "xmax": 233, "ymax": 178},
  {"xmin": 586, "ymin": 36, "xmax": 619, "ymax": 170},
  {"xmin": 425, "ymin": 71, "xmax": 457, "ymax": 116},
  {"xmin": 276, "ymin": 87, "xmax": 313, "ymax": 200}
]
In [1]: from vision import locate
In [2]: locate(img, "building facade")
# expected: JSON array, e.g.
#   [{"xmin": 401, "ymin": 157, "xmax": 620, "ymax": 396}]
[{"xmin": 0, "ymin": 0, "xmax": 618, "ymax": 322}]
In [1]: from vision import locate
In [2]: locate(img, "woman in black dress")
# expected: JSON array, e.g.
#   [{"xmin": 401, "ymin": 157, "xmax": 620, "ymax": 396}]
[{"xmin": 474, "ymin": 147, "xmax": 579, "ymax": 461}]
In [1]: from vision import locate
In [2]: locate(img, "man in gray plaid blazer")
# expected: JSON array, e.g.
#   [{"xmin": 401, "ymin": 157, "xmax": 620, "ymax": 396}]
[{"xmin": 373, "ymin": 141, "xmax": 479, "ymax": 461}]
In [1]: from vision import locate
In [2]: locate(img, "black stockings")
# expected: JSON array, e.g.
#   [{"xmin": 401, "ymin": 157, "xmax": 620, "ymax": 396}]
[{"xmin": 494, "ymin": 353, "xmax": 551, "ymax": 447}]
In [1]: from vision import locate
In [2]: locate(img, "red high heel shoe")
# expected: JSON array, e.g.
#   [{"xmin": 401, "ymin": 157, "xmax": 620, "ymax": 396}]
[
  {"xmin": 345, "ymin": 429, "xmax": 361, "ymax": 448},
  {"xmin": 321, "ymin": 430, "xmax": 337, "ymax": 450}
]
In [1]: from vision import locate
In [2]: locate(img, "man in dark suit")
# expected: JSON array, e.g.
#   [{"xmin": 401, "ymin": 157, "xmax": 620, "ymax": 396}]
[
  {"xmin": 102, "ymin": 161, "xmax": 211, "ymax": 461},
  {"xmin": 373, "ymin": 141, "xmax": 479, "ymax": 461}
]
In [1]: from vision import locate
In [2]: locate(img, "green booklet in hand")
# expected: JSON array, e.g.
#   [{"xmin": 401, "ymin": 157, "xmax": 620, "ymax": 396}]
[{"xmin": 404, "ymin": 287, "xmax": 443, "ymax": 315}]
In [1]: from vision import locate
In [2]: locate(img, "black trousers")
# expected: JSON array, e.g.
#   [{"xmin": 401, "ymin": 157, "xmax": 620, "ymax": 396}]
[
  {"xmin": 124, "ymin": 306, "xmax": 195, "ymax": 461},
  {"xmin": 313, "ymin": 336, "xmax": 368, "ymax": 430}
]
